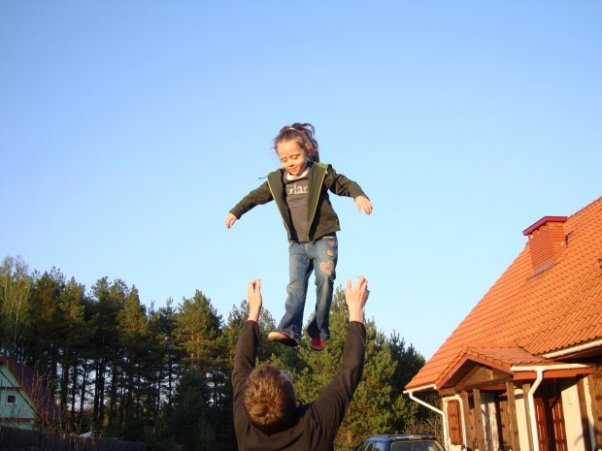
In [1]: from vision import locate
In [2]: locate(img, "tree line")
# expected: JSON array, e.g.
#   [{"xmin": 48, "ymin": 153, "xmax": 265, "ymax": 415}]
[{"xmin": 0, "ymin": 255, "xmax": 435, "ymax": 450}]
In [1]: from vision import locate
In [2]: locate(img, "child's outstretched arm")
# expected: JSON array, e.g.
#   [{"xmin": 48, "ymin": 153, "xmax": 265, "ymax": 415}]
[
  {"xmin": 225, "ymin": 180, "xmax": 274, "ymax": 230},
  {"xmin": 323, "ymin": 165, "xmax": 373, "ymax": 215},
  {"xmin": 224, "ymin": 213, "xmax": 238, "ymax": 229},
  {"xmin": 355, "ymin": 195, "xmax": 373, "ymax": 215}
]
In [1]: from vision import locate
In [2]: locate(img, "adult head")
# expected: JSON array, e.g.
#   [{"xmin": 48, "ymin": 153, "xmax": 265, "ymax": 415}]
[{"xmin": 243, "ymin": 363, "xmax": 297, "ymax": 434}]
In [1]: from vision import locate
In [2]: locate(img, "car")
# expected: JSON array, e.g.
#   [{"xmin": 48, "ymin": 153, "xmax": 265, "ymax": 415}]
[{"xmin": 354, "ymin": 434, "xmax": 445, "ymax": 451}]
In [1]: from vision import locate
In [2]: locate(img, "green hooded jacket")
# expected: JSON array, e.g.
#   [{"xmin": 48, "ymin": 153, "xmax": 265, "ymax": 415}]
[{"xmin": 229, "ymin": 162, "xmax": 368, "ymax": 242}]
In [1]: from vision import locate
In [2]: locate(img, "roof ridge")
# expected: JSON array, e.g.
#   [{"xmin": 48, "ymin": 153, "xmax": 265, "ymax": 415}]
[{"xmin": 567, "ymin": 195, "xmax": 602, "ymax": 221}]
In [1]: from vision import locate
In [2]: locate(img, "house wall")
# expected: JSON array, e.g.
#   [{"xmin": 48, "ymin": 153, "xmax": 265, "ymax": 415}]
[
  {"xmin": 512, "ymin": 381, "xmax": 588, "ymax": 451},
  {"xmin": 513, "ymin": 388, "xmax": 532, "ymax": 451},
  {"xmin": 584, "ymin": 369, "xmax": 602, "ymax": 449},
  {"xmin": 0, "ymin": 364, "xmax": 36, "ymax": 430},
  {"xmin": 443, "ymin": 393, "xmax": 501, "ymax": 451},
  {"xmin": 446, "ymin": 387, "xmax": 532, "ymax": 451},
  {"xmin": 559, "ymin": 380, "xmax": 587, "ymax": 451},
  {"xmin": 443, "ymin": 383, "xmax": 589, "ymax": 451},
  {"xmin": 481, "ymin": 392, "xmax": 499, "ymax": 451}
]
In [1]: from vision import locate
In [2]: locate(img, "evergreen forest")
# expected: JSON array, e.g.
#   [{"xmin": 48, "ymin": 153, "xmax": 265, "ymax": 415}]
[{"xmin": 0, "ymin": 255, "xmax": 438, "ymax": 450}]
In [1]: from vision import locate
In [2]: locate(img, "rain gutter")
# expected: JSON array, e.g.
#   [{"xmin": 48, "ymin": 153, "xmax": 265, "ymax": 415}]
[
  {"xmin": 541, "ymin": 338, "xmax": 602, "ymax": 359},
  {"xmin": 404, "ymin": 384, "xmax": 449, "ymax": 448}
]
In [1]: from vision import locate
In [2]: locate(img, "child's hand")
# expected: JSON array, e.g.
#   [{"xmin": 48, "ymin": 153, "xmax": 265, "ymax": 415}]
[
  {"xmin": 355, "ymin": 196, "xmax": 373, "ymax": 215},
  {"xmin": 225, "ymin": 213, "xmax": 238, "ymax": 229}
]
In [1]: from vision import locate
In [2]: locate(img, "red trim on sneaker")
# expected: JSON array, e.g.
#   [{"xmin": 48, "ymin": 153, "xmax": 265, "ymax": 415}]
[{"xmin": 310, "ymin": 338, "xmax": 326, "ymax": 351}]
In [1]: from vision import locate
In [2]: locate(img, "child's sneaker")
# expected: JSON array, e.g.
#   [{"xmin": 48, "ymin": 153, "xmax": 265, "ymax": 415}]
[
  {"xmin": 309, "ymin": 338, "xmax": 327, "ymax": 351},
  {"xmin": 268, "ymin": 330, "xmax": 298, "ymax": 347}
]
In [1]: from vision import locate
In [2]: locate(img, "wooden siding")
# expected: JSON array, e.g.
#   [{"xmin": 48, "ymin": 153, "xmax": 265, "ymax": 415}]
[
  {"xmin": 447, "ymin": 399, "xmax": 462, "ymax": 445},
  {"xmin": 587, "ymin": 367, "xmax": 602, "ymax": 449},
  {"xmin": 506, "ymin": 381, "xmax": 521, "ymax": 450}
]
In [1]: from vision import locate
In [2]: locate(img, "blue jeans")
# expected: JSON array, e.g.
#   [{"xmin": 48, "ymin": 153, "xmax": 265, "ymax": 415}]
[{"xmin": 276, "ymin": 235, "xmax": 338, "ymax": 342}]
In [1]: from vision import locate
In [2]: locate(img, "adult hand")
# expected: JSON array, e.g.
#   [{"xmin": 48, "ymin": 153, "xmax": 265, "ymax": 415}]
[
  {"xmin": 345, "ymin": 276, "xmax": 369, "ymax": 323},
  {"xmin": 247, "ymin": 279, "xmax": 262, "ymax": 322},
  {"xmin": 225, "ymin": 213, "xmax": 238, "ymax": 229},
  {"xmin": 355, "ymin": 196, "xmax": 373, "ymax": 215}
]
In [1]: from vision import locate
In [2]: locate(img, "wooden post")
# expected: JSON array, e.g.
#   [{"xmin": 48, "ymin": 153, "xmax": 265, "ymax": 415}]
[
  {"xmin": 473, "ymin": 388, "xmax": 486, "ymax": 450},
  {"xmin": 522, "ymin": 383, "xmax": 534, "ymax": 451},
  {"xmin": 585, "ymin": 368, "xmax": 602, "ymax": 450},
  {"xmin": 506, "ymin": 381, "xmax": 521, "ymax": 451},
  {"xmin": 461, "ymin": 390, "xmax": 476, "ymax": 448}
]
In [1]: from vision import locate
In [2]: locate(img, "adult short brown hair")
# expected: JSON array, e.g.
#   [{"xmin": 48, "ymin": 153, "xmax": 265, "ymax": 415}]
[{"xmin": 244, "ymin": 363, "xmax": 296, "ymax": 433}]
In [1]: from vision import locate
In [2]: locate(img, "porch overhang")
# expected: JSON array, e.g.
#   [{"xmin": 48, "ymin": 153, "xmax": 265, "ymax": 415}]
[
  {"xmin": 436, "ymin": 346, "xmax": 547, "ymax": 389},
  {"xmin": 408, "ymin": 347, "xmax": 596, "ymax": 395}
]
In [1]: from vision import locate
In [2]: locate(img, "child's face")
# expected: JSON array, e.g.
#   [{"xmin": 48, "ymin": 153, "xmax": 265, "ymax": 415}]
[{"xmin": 276, "ymin": 140, "xmax": 308, "ymax": 176}]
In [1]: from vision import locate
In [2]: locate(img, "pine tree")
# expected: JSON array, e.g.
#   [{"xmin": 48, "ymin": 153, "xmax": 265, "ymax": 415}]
[
  {"xmin": 222, "ymin": 299, "xmax": 278, "ymax": 366},
  {"xmin": 26, "ymin": 269, "xmax": 65, "ymax": 398},
  {"xmin": 162, "ymin": 369, "xmax": 228, "ymax": 450},
  {"xmin": 117, "ymin": 285, "xmax": 149, "ymax": 439},
  {"xmin": 56, "ymin": 277, "xmax": 89, "ymax": 428},
  {"xmin": 387, "ymin": 332, "xmax": 424, "ymax": 432},
  {"xmin": 89, "ymin": 277, "xmax": 126, "ymax": 431},
  {"xmin": 147, "ymin": 300, "xmax": 181, "ymax": 414},
  {"xmin": 172, "ymin": 290, "xmax": 227, "ymax": 445}
]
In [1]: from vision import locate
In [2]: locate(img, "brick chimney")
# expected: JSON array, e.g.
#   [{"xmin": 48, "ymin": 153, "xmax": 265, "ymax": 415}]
[{"xmin": 522, "ymin": 216, "xmax": 568, "ymax": 274}]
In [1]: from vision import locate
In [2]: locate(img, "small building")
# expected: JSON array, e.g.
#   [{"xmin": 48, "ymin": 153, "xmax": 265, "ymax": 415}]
[
  {"xmin": 405, "ymin": 196, "xmax": 602, "ymax": 451},
  {"xmin": 0, "ymin": 356, "xmax": 64, "ymax": 430}
]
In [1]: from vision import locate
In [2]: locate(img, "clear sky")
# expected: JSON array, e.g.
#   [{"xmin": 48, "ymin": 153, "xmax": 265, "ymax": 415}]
[{"xmin": 1, "ymin": 1, "xmax": 600, "ymax": 359}]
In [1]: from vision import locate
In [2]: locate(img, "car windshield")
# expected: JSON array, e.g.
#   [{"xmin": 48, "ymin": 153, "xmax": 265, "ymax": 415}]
[{"xmin": 391, "ymin": 439, "xmax": 444, "ymax": 451}]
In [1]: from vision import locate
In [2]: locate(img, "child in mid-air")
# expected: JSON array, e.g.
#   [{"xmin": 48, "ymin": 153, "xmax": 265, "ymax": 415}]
[{"xmin": 224, "ymin": 123, "xmax": 372, "ymax": 351}]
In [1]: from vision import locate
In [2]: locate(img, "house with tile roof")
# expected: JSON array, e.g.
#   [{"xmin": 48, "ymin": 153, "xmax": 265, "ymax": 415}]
[
  {"xmin": 0, "ymin": 356, "xmax": 65, "ymax": 430},
  {"xmin": 405, "ymin": 196, "xmax": 602, "ymax": 451}
]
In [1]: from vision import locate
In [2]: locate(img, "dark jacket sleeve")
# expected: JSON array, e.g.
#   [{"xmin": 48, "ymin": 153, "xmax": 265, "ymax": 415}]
[
  {"xmin": 309, "ymin": 321, "xmax": 366, "ymax": 442},
  {"xmin": 229, "ymin": 180, "xmax": 274, "ymax": 219},
  {"xmin": 232, "ymin": 321, "xmax": 259, "ymax": 427},
  {"xmin": 324, "ymin": 166, "xmax": 368, "ymax": 200}
]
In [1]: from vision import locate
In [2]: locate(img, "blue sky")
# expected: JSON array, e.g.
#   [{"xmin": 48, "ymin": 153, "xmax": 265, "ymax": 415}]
[{"xmin": 1, "ymin": 1, "xmax": 600, "ymax": 359}]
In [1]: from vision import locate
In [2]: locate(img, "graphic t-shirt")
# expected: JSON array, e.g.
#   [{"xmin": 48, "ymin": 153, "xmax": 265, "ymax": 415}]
[{"xmin": 284, "ymin": 168, "xmax": 310, "ymax": 242}]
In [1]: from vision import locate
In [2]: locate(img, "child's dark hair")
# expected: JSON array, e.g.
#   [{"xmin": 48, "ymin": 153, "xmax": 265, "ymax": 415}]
[{"xmin": 274, "ymin": 123, "xmax": 320, "ymax": 162}]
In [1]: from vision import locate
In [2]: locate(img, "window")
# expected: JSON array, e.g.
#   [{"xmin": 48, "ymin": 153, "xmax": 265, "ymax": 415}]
[{"xmin": 7, "ymin": 395, "xmax": 16, "ymax": 404}]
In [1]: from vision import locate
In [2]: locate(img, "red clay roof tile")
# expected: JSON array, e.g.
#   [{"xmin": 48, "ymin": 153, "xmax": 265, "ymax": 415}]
[{"xmin": 406, "ymin": 196, "xmax": 602, "ymax": 390}]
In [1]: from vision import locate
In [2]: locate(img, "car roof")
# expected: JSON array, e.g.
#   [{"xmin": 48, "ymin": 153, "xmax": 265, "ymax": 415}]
[{"xmin": 367, "ymin": 434, "xmax": 437, "ymax": 442}]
